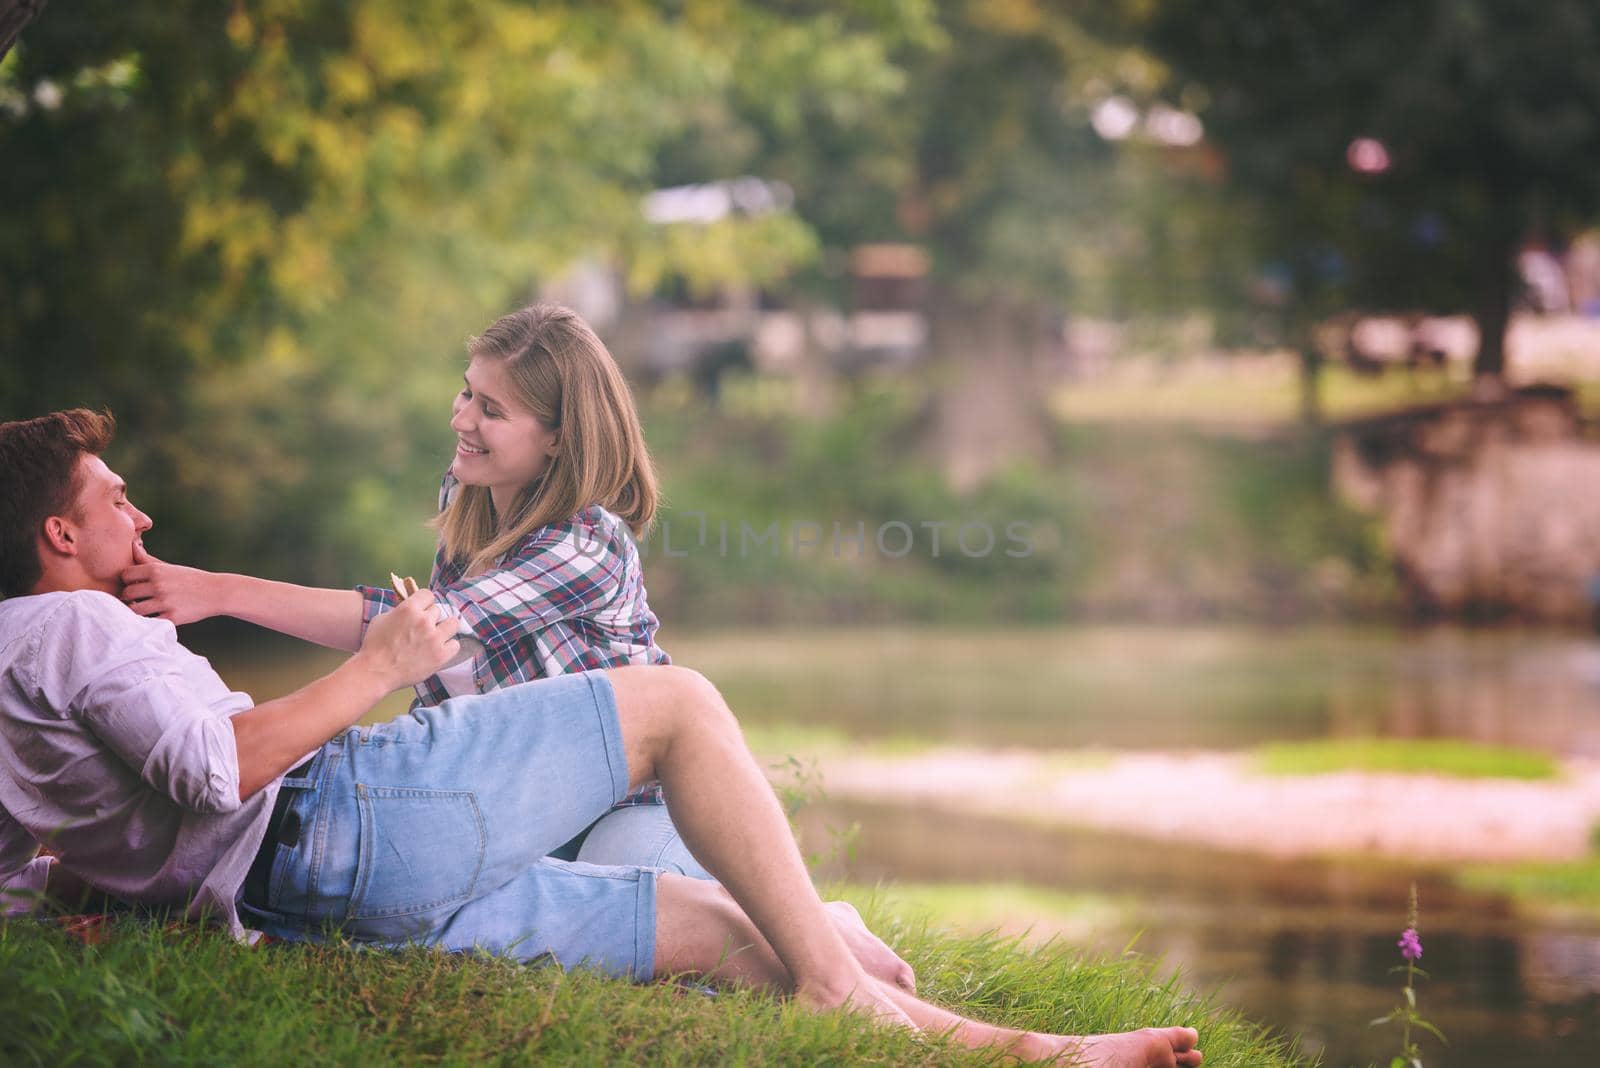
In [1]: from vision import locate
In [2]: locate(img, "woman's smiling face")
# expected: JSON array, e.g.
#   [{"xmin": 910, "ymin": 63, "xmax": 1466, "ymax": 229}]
[{"xmin": 449, "ymin": 356, "xmax": 559, "ymax": 514}]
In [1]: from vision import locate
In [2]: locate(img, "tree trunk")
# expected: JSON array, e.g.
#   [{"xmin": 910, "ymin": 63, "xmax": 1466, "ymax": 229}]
[
  {"xmin": 1297, "ymin": 345, "xmax": 1323, "ymax": 426},
  {"xmin": 1471, "ymin": 231, "xmax": 1518, "ymax": 381},
  {"xmin": 0, "ymin": 0, "xmax": 49, "ymax": 63},
  {"xmin": 924, "ymin": 289, "xmax": 1053, "ymax": 492},
  {"xmin": 1292, "ymin": 316, "xmax": 1322, "ymax": 426}
]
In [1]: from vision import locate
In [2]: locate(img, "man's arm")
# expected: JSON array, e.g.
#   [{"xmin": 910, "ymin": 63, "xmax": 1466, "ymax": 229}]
[
  {"xmin": 212, "ymin": 574, "xmax": 364, "ymax": 652},
  {"xmin": 231, "ymin": 591, "xmax": 462, "ymax": 800},
  {"xmin": 57, "ymin": 589, "xmax": 457, "ymax": 812}
]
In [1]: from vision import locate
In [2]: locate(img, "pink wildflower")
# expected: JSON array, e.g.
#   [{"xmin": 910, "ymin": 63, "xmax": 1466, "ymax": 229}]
[{"xmin": 1398, "ymin": 927, "xmax": 1423, "ymax": 961}]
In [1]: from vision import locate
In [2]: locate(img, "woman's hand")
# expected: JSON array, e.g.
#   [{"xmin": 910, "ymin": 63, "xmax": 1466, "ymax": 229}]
[{"xmin": 119, "ymin": 543, "xmax": 225, "ymax": 625}]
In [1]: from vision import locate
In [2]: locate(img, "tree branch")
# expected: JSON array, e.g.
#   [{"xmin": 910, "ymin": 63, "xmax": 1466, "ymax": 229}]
[{"xmin": 0, "ymin": 0, "xmax": 50, "ymax": 65}]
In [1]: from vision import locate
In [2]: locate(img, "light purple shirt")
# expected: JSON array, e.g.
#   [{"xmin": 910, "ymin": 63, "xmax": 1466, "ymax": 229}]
[{"xmin": 0, "ymin": 590, "xmax": 277, "ymax": 933}]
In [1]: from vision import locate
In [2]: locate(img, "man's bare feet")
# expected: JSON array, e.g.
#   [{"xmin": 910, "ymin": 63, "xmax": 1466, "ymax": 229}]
[
  {"xmin": 1056, "ymin": 1027, "xmax": 1203, "ymax": 1068},
  {"xmin": 825, "ymin": 900, "xmax": 917, "ymax": 992}
]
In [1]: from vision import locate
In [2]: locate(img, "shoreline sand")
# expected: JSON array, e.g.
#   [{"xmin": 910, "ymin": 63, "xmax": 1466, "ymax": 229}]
[{"xmin": 797, "ymin": 747, "xmax": 1600, "ymax": 864}]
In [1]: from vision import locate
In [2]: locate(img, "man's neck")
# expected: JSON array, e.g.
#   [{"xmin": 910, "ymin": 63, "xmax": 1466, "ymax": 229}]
[{"xmin": 30, "ymin": 569, "xmax": 112, "ymax": 599}]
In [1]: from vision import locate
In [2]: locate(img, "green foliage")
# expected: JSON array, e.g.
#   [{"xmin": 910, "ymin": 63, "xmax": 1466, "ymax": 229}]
[
  {"xmin": 1141, "ymin": 1, "xmax": 1600, "ymax": 370},
  {"xmin": 765, "ymin": 749, "xmax": 861, "ymax": 870},
  {"xmin": 0, "ymin": 900, "xmax": 1308, "ymax": 1067},
  {"xmin": 0, "ymin": 1, "xmax": 920, "ymax": 585},
  {"xmin": 1254, "ymin": 738, "xmax": 1558, "ymax": 780},
  {"xmin": 723, "ymin": 0, "xmax": 1235, "ymax": 317},
  {"xmin": 641, "ymin": 393, "xmax": 1394, "ymax": 625}
]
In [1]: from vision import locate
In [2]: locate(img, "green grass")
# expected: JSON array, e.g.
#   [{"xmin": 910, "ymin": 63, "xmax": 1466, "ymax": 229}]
[
  {"xmin": 843, "ymin": 882, "xmax": 1131, "ymax": 949},
  {"xmin": 1253, "ymin": 738, "xmax": 1558, "ymax": 780},
  {"xmin": 1457, "ymin": 857, "xmax": 1600, "ymax": 918},
  {"xmin": 741, "ymin": 722, "xmax": 941, "ymax": 760},
  {"xmin": 1051, "ymin": 361, "xmax": 1470, "ymax": 427},
  {"xmin": 1, "ymin": 891, "xmax": 1308, "ymax": 1067}
]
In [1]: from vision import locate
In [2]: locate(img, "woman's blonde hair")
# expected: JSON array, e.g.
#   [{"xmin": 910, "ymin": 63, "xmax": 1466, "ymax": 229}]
[{"xmin": 434, "ymin": 304, "xmax": 659, "ymax": 575}]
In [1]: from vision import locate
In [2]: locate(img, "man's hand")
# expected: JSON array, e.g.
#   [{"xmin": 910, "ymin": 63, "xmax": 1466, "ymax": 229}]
[
  {"xmin": 356, "ymin": 590, "xmax": 461, "ymax": 692},
  {"xmin": 120, "ymin": 543, "xmax": 222, "ymax": 625},
  {"xmin": 232, "ymin": 593, "xmax": 455, "ymax": 800}
]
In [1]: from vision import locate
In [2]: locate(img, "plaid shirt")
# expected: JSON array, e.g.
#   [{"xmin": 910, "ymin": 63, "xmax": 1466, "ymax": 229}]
[{"xmin": 357, "ymin": 473, "xmax": 669, "ymax": 806}]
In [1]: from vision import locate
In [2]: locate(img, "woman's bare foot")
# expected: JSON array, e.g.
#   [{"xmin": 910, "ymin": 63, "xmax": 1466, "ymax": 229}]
[
  {"xmin": 853, "ymin": 971, "xmax": 1199, "ymax": 1067},
  {"xmin": 825, "ymin": 900, "xmax": 917, "ymax": 992},
  {"xmin": 793, "ymin": 967, "xmax": 919, "ymax": 1029},
  {"xmin": 1055, "ymin": 1027, "xmax": 1203, "ymax": 1067}
]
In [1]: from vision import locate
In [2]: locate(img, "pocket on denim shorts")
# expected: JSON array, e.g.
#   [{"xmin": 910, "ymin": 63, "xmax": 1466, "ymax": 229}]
[{"xmin": 349, "ymin": 785, "xmax": 486, "ymax": 922}]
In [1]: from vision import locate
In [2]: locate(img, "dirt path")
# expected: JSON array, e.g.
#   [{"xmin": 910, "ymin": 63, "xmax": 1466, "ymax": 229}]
[{"xmin": 805, "ymin": 748, "xmax": 1600, "ymax": 863}]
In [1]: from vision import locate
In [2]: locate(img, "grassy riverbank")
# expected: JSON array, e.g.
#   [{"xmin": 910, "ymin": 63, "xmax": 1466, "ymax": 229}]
[
  {"xmin": 1459, "ymin": 855, "xmax": 1600, "ymax": 919},
  {"xmin": 636, "ymin": 390, "xmax": 1396, "ymax": 627},
  {"xmin": 2, "ymin": 890, "xmax": 1305, "ymax": 1067},
  {"xmin": 1253, "ymin": 738, "xmax": 1560, "ymax": 780}
]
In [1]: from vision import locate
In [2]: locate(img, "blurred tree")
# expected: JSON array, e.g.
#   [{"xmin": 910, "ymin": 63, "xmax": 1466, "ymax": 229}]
[
  {"xmin": 0, "ymin": 0, "xmax": 912, "ymax": 583},
  {"xmin": 684, "ymin": 0, "xmax": 1234, "ymax": 487},
  {"xmin": 1144, "ymin": 0, "xmax": 1600, "ymax": 388}
]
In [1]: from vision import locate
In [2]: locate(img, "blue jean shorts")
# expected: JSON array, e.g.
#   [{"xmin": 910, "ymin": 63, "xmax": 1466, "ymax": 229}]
[
  {"xmin": 240, "ymin": 672, "xmax": 658, "ymax": 978},
  {"xmin": 573, "ymin": 803, "xmax": 711, "ymax": 879}
]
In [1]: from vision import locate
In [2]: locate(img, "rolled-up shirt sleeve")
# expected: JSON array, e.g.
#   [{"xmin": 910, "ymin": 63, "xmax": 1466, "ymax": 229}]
[
  {"xmin": 354, "ymin": 583, "xmax": 400, "ymax": 640},
  {"xmin": 42, "ymin": 593, "xmax": 242, "ymax": 815},
  {"xmin": 76, "ymin": 666, "xmax": 242, "ymax": 814},
  {"xmin": 0, "ymin": 802, "xmax": 51, "ymax": 916}
]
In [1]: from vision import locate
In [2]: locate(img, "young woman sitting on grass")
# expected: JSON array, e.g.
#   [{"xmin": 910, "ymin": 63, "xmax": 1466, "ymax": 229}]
[{"xmin": 120, "ymin": 304, "xmax": 709, "ymax": 878}]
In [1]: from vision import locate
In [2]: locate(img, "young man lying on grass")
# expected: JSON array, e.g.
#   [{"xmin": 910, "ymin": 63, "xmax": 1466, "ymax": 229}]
[{"xmin": 0, "ymin": 409, "xmax": 1203, "ymax": 1068}]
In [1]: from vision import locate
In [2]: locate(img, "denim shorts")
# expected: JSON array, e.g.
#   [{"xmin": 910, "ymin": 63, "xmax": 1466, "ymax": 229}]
[
  {"xmin": 573, "ymin": 803, "xmax": 711, "ymax": 879},
  {"xmin": 239, "ymin": 672, "xmax": 657, "ymax": 978}
]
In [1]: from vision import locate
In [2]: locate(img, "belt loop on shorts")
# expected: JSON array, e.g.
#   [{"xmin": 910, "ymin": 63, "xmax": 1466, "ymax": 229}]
[
  {"xmin": 279, "ymin": 754, "xmax": 319, "ymax": 790},
  {"xmin": 242, "ymin": 756, "xmax": 318, "ymax": 908}
]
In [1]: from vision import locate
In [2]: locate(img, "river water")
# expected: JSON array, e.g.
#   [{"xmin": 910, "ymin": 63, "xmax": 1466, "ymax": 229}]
[
  {"xmin": 204, "ymin": 623, "xmax": 1600, "ymax": 1066},
  {"xmin": 803, "ymin": 801, "xmax": 1598, "ymax": 1066}
]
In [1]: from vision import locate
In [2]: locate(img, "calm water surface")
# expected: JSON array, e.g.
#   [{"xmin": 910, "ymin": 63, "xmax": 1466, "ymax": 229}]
[
  {"xmin": 202, "ymin": 623, "xmax": 1600, "ymax": 1066},
  {"xmin": 664, "ymin": 624, "xmax": 1600, "ymax": 756},
  {"xmin": 805, "ymin": 801, "xmax": 1598, "ymax": 1067}
]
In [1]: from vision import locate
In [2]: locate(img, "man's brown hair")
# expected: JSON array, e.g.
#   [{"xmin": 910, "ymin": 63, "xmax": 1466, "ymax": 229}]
[{"xmin": 0, "ymin": 409, "xmax": 116, "ymax": 598}]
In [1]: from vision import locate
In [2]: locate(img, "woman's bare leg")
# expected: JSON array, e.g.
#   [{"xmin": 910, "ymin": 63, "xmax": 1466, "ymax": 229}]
[
  {"xmin": 606, "ymin": 666, "xmax": 905, "ymax": 1020},
  {"xmin": 650, "ymin": 877, "xmax": 914, "ymax": 991},
  {"xmin": 873, "ymin": 978, "xmax": 1202, "ymax": 1066},
  {"xmin": 652, "ymin": 876, "xmax": 1203, "ymax": 1067},
  {"xmin": 652, "ymin": 874, "xmax": 793, "ymax": 989}
]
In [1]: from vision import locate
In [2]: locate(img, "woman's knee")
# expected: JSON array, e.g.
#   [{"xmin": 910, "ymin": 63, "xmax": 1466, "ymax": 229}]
[
  {"xmin": 615, "ymin": 665, "xmax": 736, "ymax": 736},
  {"xmin": 667, "ymin": 667, "xmax": 738, "ymax": 736},
  {"xmin": 607, "ymin": 665, "xmax": 742, "ymax": 791}
]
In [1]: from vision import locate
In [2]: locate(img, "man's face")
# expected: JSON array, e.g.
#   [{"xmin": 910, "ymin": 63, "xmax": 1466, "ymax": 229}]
[{"xmin": 61, "ymin": 455, "xmax": 152, "ymax": 595}]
